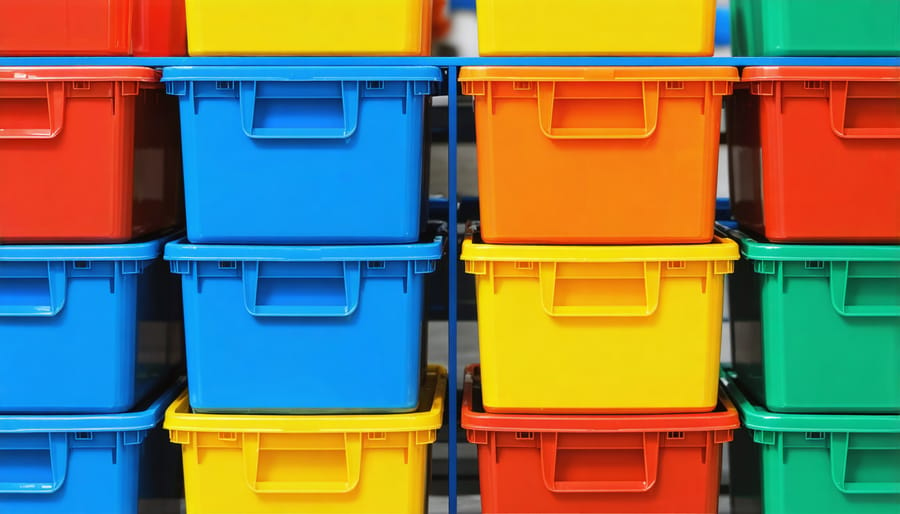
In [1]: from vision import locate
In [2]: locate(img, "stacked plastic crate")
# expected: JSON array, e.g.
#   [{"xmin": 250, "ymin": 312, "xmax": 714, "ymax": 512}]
[
  {"xmin": 724, "ymin": 2, "xmax": 900, "ymax": 513},
  {"xmin": 0, "ymin": 2, "xmax": 188, "ymax": 512},
  {"xmin": 159, "ymin": 2, "xmax": 446, "ymax": 513},
  {"xmin": 458, "ymin": 2, "xmax": 745, "ymax": 512}
]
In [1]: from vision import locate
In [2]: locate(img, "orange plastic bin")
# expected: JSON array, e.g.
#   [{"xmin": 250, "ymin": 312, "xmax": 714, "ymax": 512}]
[
  {"xmin": 0, "ymin": 67, "xmax": 183, "ymax": 243},
  {"xmin": 729, "ymin": 67, "xmax": 900, "ymax": 243},
  {"xmin": 462, "ymin": 365, "xmax": 739, "ymax": 514},
  {"xmin": 0, "ymin": 0, "xmax": 186, "ymax": 56},
  {"xmin": 460, "ymin": 67, "xmax": 738, "ymax": 245}
]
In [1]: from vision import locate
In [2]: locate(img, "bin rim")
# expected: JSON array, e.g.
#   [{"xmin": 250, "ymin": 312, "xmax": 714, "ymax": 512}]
[
  {"xmin": 719, "ymin": 224, "xmax": 900, "ymax": 262},
  {"xmin": 459, "ymin": 66, "xmax": 739, "ymax": 82},
  {"xmin": 0, "ymin": 231, "xmax": 181, "ymax": 261},
  {"xmin": 0, "ymin": 377, "xmax": 185, "ymax": 433},
  {"xmin": 461, "ymin": 365, "xmax": 739, "ymax": 433},
  {"xmin": 164, "ymin": 366, "xmax": 446, "ymax": 434},
  {"xmin": 0, "ymin": 66, "xmax": 159, "ymax": 82},
  {"xmin": 742, "ymin": 66, "xmax": 900, "ymax": 82},
  {"xmin": 161, "ymin": 66, "xmax": 443, "ymax": 83},
  {"xmin": 721, "ymin": 369, "xmax": 900, "ymax": 433}
]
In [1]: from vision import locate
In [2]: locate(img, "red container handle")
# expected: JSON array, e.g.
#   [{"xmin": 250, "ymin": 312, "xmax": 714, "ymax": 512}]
[
  {"xmin": 536, "ymin": 81, "xmax": 660, "ymax": 140},
  {"xmin": 0, "ymin": 82, "xmax": 65, "ymax": 139},
  {"xmin": 830, "ymin": 82, "xmax": 900, "ymax": 140},
  {"xmin": 539, "ymin": 432, "xmax": 661, "ymax": 493}
]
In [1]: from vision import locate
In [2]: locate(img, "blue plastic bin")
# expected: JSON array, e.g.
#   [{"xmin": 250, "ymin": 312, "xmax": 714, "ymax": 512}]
[
  {"xmin": 164, "ymin": 231, "xmax": 444, "ymax": 413},
  {"xmin": 162, "ymin": 66, "xmax": 442, "ymax": 244},
  {"xmin": 0, "ymin": 234, "xmax": 184, "ymax": 413},
  {"xmin": 0, "ymin": 378, "xmax": 184, "ymax": 514}
]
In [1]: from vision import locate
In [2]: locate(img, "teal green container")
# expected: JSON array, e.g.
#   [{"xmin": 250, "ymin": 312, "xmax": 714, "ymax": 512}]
[
  {"xmin": 723, "ymin": 226, "xmax": 900, "ymax": 413},
  {"xmin": 723, "ymin": 370, "xmax": 900, "ymax": 514},
  {"xmin": 731, "ymin": 0, "xmax": 900, "ymax": 56}
]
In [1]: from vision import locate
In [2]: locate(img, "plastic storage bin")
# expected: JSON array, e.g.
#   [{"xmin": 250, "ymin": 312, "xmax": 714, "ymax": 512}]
[
  {"xmin": 731, "ymin": 0, "xmax": 900, "ymax": 56},
  {"xmin": 724, "ymin": 226, "xmax": 900, "ymax": 414},
  {"xmin": 476, "ymin": 0, "xmax": 716, "ymax": 56},
  {"xmin": 728, "ymin": 67, "xmax": 900, "ymax": 243},
  {"xmin": 0, "ymin": 378, "xmax": 185, "ymax": 514},
  {"xmin": 460, "ymin": 67, "xmax": 738, "ymax": 244},
  {"xmin": 723, "ymin": 370, "xmax": 900, "ymax": 514},
  {"xmin": 461, "ymin": 225, "xmax": 739, "ymax": 413},
  {"xmin": 165, "ymin": 232, "xmax": 442, "ymax": 413},
  {"xmin": 0, "ymin": 233, "xmax": 184, "ymax": 413},
  {"xmin": 0, "ymin": 67, "xmax": 183, "ymax": 244},
  {"xmin": 165, "ymin": 365, "xmax": 446, "ymax": 514},
  {"xmin": 462, "ymin": 365, "xmax": 739, "ymax": 514},
  {"xmin": 0, "ymin": 0, "xmax": 187, "ymax": 56},
  {"xmin": 184, "ymin": 0, "xmax": 432, "ymax": 56},
  {"xmin": 163, "ymin": 66, "xmax": 440, "ymax": 244}
]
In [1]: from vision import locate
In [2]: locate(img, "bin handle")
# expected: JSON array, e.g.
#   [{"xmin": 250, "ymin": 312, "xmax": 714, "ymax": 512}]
[
  {"xmin": 0, "ymin": 262, "xmax": 67, "ymax": 317},
  {"xmin": 242, "ymin": 433, "xmax": 362, "ymax": 494},
  {"xmin": 540, "ymin": 432, "xmax": 660, "ymax": 493},
  {"xmin": 829, "ymin": 262, "xmax": 900, "ymax": 318},
  {"xmin": 0, "ymin": 82, "xmax": 65, "ymax": 140},
  {"xmin": 239, "ymin": 81, "xmax": 360, "ymax": 140},
  {"xmin": 538, "ymin": 262, "xmax": 661, "ymax": 317},
  {"xmin": 0, "ymin": 433, "xmax": 68, "ymax": 493},
  {"xmin": 241, "ymin": 261, "xmax": 361, "ymax": 318},
  {"xmin": 830, "ymin": 432, "xmax": 900, "ymax": 494},
  {"xmin": 829, "ymin": 82, "xmax": 900, "ymax": 140},
  {"xmin": 536, "ymin": 81, "xmax": 660, "ymax": 140}
]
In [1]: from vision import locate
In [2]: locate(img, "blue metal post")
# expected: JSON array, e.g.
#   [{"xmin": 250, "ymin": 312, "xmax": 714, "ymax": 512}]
[{"xmin": 446, "ymin": 64, "xmax": 459, "ymax": 514}]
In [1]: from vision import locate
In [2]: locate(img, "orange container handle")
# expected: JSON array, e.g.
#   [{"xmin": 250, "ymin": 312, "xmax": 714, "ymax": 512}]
[
  {"xmin": 241, "ymin": 432, "xmax": 363, "ymax": 494},
  {"xmin": 0, "ymin": 82, "xmax": 65, "ymax": 139},
  {"xmin": 830, "ymin": 81, "xmax": 900, "ymax": 140},
  {"xmin": 538, "ymin": 262, "xmax": 661, "ymax": 318},
  {"xmin": 540, "ymin": 432, "xmax": 661, "ymax": 493},
  {"xmin": 536, "ymin": 81, "xmax": 660, "ymax": 140}
]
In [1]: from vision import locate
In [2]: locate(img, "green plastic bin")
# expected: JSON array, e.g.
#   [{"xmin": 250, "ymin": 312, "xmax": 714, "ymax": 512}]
[
  {"xmin": 722, "ymin": 226, "xmax": 900, "ymax": 413},
  {"xmin": 722, "ymin": 369, "xmax": 900, "ymax": 514},
  {"xmin": 731, "ymin": 0, "xmax": 900, "ymax": 56}
]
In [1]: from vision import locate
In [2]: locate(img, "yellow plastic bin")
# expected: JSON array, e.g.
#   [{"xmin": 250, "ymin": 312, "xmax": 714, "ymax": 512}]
[
  {"xmin": 476, "ymin": 0, "xmax": 717, "ymax": 56},
  {"xmin": 461, "ymin": 225, "xmax": 739, "ymax": 414},
  {"xmin": 184, "ymin": 0, "xmax": 433, "ymax": 56},
  {"xmin": 164, "ymin": 366, "xmax": 446, "ymax": 514}
]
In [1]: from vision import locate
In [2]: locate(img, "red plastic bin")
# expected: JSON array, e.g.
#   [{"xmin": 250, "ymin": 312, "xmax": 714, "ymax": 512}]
[
  {"xmin": 0, "ymin": 0, "xmax": 186, "ymax": 56},
  {"xmin": 462, "ymin": 365, "xmax": 739, "ymax": 514},
  {"xmin": 728, "ymin": 67, "xmax": 900, "ymax": 243},
  {"xmin": 0, "ymin": 67, "xmax": 183, "ymax": 243}
]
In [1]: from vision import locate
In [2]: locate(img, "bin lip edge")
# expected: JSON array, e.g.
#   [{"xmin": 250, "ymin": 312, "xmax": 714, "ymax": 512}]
[
  {"xmin": 461, "ymin": 365, "xmax": 740, "ymax": 433},
  {"xmin": 720, "ymin": 369, "xmax": 900, "ymax": 433},
  {"xmin": 742, "ymin": 66, "xmax": 900, "ymax": 82},
  {"xmin": 0, "ymin": 377, "xmax": 185, "ymax": 433},
  {"xmin": 163, "ymin": 366, "xmax": 447, "ymax": 434},
  {"xmin": 0, "ymin": 66, "xmax": 159, "ymax": 82},
  {"xmin": 718, "ymin": 224, "xmax": 900, "ymax": 262},
  {"xmin": 0, "ymin": 231, "xmax": 181, "ymax": 261},
  {"xmin": 161, "ymin": 66, "xmax": 443, "ymax": 82},
  {"xmin": 458, "ymin": 66, "xmax": 739, "ymax": 82},
  {"xmin": 164, "ymin": 235, "xmax": 444, "ymax": 263}
]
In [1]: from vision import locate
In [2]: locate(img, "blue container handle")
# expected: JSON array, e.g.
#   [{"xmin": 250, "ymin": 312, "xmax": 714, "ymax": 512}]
[
  {"xmin": 241, "ymin": 261, "xmax": 361, "ymax": 318},
  {"xmin": 239, "ymin": 81, "xmax": 360, "ymax": 140},
  {"xmin": 0, "ymin": 433, "xmax": 68, "ymax": 493},
  {"xmin": 0, "ymin": 262, "xmax": 66, "ymax": 317}
]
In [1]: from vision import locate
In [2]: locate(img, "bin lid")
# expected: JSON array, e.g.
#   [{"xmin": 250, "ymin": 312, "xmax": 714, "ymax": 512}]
[
  {"xmin": 0, "ymin": 377, "xmax": 185, "ymax": 433},
  {"xmin": 0, "ymin": 231, "xmax": 180, "ymax": 261},
  {"xmin": 742, "ymin": 66, "xmax": 900, "ymax": 82},
  {"xmin": 461, "ymin": 224, "xmax": 739, "ymax": 263},
  {"xmin": 459, "ymin": 66, "xmax": 739, "ymax": 82},
  {"xmin": 0, "ymin": 66, "xmax": 159, "ymax": 82},
  {"xmin": 720, "ymin": 225, "xmax": 900, "ymax": 262},
  {"xmin": 461, "ymin": 365, "xmax": 740, "ymax": 433},
  {"xmin": 164, "ymin": 366, "xmax": 446, "ymax": 434},
  {"xmin": 721, "ymin": 370, "xmax": 900, "ymax": 433},
  {"xmin": 162, "ymin": 66, "xmax": 443, "ymax": 83},
  {"xmin": 165, "ymin": 233, "xmax": 444, "ymax": 263}
]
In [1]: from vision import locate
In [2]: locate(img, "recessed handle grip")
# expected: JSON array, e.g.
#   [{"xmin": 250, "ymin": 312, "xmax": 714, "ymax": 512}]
[
  {"xmin": 242, "ymin": 433, "xmax": 362, "ymax": 494},
  {"xmin": 239, "ymin": 81, "xmax": 360, "ymax": 140},
  {"xmin": 539, "ymin": 262, "xmax": 661, "ymax": 318},
  {"xmin": 540, "ymin": 432, "xmax": 661, "ymax": 493},
  {"xmin": 0, "ymin": 82, "xmax": 66, "ymax": 140},
  {"xmin": 536, "ymin": 81, "xmax": 660, "ymax": 140},
  {"xmin": 0, "ymin": 262, "xmax": 67, "ymax": 317},
  {"xmin": 241, "ymin": 261, "xmax": 362, "ymax": 318}
]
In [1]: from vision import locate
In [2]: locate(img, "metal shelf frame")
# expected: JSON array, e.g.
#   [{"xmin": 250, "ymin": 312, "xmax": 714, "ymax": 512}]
[{"xmin": 3, "ymin": 56, "xmax": 895, "ymax": 514}]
